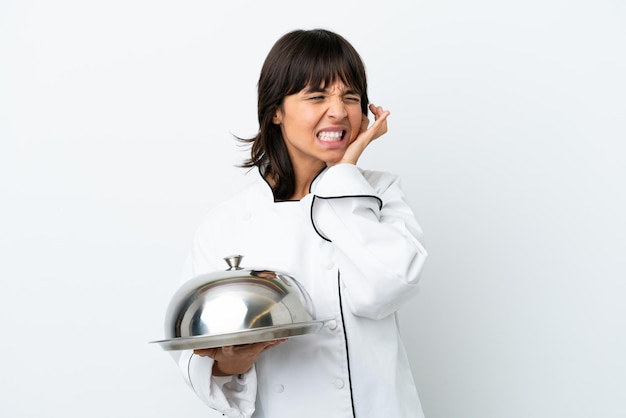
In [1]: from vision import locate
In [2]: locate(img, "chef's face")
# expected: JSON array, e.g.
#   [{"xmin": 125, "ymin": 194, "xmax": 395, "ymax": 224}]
[{"xmin": 273, "ymin": 81, "xmax": 364, "ymax": 170}]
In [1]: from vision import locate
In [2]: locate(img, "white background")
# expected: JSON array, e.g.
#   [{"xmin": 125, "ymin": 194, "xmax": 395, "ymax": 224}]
[{"xmin": 1, "ymin": 1, "xmax": 625, "ymax": 417}]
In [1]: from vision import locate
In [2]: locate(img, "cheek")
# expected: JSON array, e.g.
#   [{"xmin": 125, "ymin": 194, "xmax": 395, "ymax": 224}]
[
  {"xmin": 348, "ymin": 110, "xmax": 364, "ymax": 138},
  {"xmin": 284, "ymin": 108, "xmax": 318, "ymax": 133}
]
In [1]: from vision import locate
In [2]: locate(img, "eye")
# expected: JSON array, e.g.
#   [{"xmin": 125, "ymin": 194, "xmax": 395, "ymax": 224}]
[
  {"xmin": 345, "ymin": 96, "xmax": 361, "ymax": 103},
  {"xmin": 307, "ymin": 95, "xmax": 325, "ymax": 101}
]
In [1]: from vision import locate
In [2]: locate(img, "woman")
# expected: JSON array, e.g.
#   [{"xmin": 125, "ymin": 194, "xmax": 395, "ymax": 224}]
[{"xmin": 172, "ymin": 28, "xmax": 428, "ymax": 418}]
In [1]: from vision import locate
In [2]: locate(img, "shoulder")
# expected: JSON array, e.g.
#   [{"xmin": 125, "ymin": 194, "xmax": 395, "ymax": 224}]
[{"xmin": 198, "ymin": 176, "xmax": 267, "ymax": 228}]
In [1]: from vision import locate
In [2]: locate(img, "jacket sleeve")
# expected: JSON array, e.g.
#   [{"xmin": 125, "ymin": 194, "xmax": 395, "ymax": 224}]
[
  {"xmin": 167, "ymin": 350, "xmax": 257, "ymax": 418},
  {"xmin": 309, "ymin": 164, "xmax": 428, "ymax": 320},
  {"xmin": 167, "ymin": 224, "xmax": 258, "ymax": 418}
]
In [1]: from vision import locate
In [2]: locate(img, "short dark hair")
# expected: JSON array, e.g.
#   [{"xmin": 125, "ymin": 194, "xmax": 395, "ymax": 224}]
[{"xmin": 239, "ymin": 29, "xmax": 369, "ymax": 200}]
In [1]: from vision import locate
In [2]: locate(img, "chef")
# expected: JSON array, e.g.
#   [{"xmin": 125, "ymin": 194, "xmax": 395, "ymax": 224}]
[{"xmin": 169, "ymin": 28, "xmax": 428, "ymax": 418}]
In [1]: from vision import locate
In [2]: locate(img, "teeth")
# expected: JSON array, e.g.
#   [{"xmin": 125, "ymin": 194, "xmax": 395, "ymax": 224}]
[{"xmin": 318, "ymin": 131, "xmax": 343, "ymax": 141}]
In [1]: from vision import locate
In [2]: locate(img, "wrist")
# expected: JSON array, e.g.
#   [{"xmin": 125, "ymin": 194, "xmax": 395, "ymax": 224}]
[
  {"xmin": 212, "ymin": 361, "xmax": 231, "ymax": 376},
  {"xmin": 212, "ymin": 360, "xmax": 252, "ymax": 376}
]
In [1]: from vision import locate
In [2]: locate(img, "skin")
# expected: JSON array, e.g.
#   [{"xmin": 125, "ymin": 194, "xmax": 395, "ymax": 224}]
[
  {"xmin": 193, "ymin": 81, "xmax": 390, "ymax": 375},
  {"xmin": 273, "ymin": 81, "xmax": 390, "ymax": 200},
  {"xmin": 195, "ymin": 340, "xmax": 288, "ymax": 376}
]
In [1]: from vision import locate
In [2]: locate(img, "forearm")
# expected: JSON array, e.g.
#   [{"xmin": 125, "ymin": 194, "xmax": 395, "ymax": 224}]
[{"xmin": 311, "ymin": 164, "xmax": 427, "ymax": 318}]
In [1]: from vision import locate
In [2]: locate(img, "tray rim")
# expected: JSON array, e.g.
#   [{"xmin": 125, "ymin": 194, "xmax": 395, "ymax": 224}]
[{"xmin": 150, "ymin": 320, "xmax": 327, "ymax": 351}]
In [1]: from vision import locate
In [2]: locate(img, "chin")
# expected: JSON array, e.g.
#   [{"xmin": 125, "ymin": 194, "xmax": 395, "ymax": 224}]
[{"xmin": 321, "ymin": 150, "xmax": 348, "ymax": 165}]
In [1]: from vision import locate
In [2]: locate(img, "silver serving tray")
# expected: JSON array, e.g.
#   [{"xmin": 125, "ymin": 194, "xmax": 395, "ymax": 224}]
[{"xmin": 151, "ymin": 320, "xmax": 325, "ymax": 351}]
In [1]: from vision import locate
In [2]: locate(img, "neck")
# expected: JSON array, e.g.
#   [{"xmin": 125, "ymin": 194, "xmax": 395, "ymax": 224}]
[
  {"xmin": 289, "ymin": 161, "xmax": 325, "ymax": 200},
  {"xmin": 265, "ymin": 164, "xmax": 324, "ymax": 201},
  {"xmin": 289, "ymin": 183, "xmax": 311, "ymax": 201}
]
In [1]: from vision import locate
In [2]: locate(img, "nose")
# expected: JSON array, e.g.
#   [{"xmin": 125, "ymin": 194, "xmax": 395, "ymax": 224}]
[{"xmin": 326, "ymin": 96, "xmax": 347, "ymax": 119}]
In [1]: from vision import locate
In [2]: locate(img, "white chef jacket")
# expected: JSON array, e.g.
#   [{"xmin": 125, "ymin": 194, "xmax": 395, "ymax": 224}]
[{"xmin": 172, "ymin": 163, "xmax": 428, "ymax": 418}]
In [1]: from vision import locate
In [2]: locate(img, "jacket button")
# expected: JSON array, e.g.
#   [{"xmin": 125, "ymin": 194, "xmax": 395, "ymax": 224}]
[
  {"xmin": 332, "ymin": 378, "xmax": 345, "ymax": 389},
  {"xmin": 273, "ymin": 384, "xmax": 284, "ymax": 393},
  {"xmin": 326, "ymin": 320, "xmax": 338, "ymax": 330}
]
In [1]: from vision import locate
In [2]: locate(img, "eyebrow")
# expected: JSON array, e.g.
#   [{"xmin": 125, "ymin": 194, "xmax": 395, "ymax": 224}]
[{"xmin": 303, "ymin": 86, "xmax": 360, "ymax": 95}]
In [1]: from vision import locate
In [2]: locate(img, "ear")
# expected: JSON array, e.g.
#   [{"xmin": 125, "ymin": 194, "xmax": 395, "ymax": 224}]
[{"xmin": 272, "ymin": 108, "xmax": 282, "ymax": 124}]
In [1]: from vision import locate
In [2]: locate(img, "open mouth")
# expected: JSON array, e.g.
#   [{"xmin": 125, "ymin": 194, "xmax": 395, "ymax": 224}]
[{"xmin": 317, "ymin": 130, "xmax": 346, "ymax": 142}]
